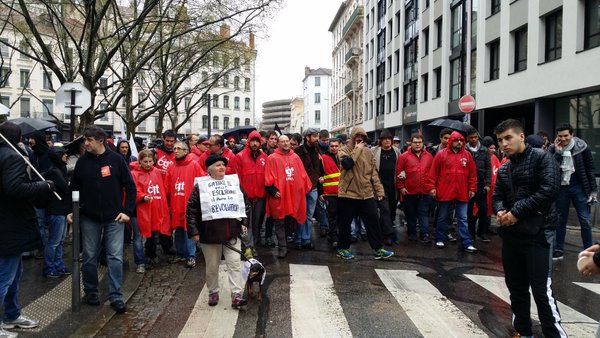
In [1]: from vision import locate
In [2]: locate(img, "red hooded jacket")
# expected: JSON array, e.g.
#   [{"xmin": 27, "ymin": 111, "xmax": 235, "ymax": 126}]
[
  {"xmin": 130, "ymin": 162, "xmax": 171, "ymax": 238},
  {"xmin": 164, "ymin": 155, "xmax": 204, "ymax": 229},
  {"xmin": 236, "ymin": 130, "xmax": 267, "ymax": 199},
  {"xmin": 198, "ymin": 146, "xmax": 238, "ymax": 175},
  {"xmin": 154, "ymin": 147, "xmax": 175, "ymax": 178},
  {"xmin": 396, "ymin": 148, "xmax": 434, "ymax": 195},
  {"xmin": 427, "ymin": 131, "xmax": 477, "ymax": 202},
  {"xmin": 264, "ymin": 148, "xmax": 312, "ymax": 223}
]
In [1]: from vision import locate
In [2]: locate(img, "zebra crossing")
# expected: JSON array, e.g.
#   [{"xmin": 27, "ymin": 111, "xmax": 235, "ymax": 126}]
[{"xmin": 179, "ymin": 262, "xmax": 600, "ymax": 338}]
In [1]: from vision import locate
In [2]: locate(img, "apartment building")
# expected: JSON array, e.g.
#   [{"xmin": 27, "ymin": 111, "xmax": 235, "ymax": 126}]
[
  {"xmin": 303, "ymin": 67, "xmax": 332, "ymax": 132},
  {"xmin": 261, "ymin": 98, "xmax": 293, "ymax": 131},
  {"xmin": 289, "ymin": 96, "xmax": 305, "ymax": 133},
  {"xmin": 344, "ymin": 0, "xmax": 599, "ymax": 169}
]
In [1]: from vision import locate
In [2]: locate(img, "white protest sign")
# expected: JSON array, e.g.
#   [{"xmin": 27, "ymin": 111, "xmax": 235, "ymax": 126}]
[{"xmin": 196, "ymin": 174, "xmax": 246, "ymax": 221}]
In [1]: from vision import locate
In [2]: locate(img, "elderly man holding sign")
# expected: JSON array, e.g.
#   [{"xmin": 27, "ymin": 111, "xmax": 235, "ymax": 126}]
[{"xmin": 186, "ymin": 154, "xmax": 248, "ymax": 309}]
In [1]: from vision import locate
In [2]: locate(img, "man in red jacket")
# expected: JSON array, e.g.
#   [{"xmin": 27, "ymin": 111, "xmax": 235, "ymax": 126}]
[
  {"xmin": 396, "ymin": 134, "xmax": 434, "ymax": 243},
  {"xmin": 236, "ymin": 130, "xmax": 267, "ymax": 258},
  {"xmin": 198, "ymin": 134, "xmax": 238, "ymax": 175},
  {"xmin": 428, "ymin": 131, "xmax": 478, "ymax": 253},
  {"xmin": 154, "ymin": 129, "xmax": 177, "ymax": 178},
  {"xmin": 264, "ymin": 135, "xmax": 312, "ymax": 258}
]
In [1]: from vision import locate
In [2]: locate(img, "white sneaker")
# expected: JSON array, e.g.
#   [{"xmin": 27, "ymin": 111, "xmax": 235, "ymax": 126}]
[
  {"xmin": 464, "ymin": 245, "xmax": 478, "ymax": 253},
  {"xmin": 0, "ymin": 327, "xmax": 18, "ymax": 338},
  {"xmin": 1, "ymin": 314, "xmax": 38, "ymax": 329},
  {"xmin": 435, "ymin": 241, "xmax": 445, "ymax": 248}
]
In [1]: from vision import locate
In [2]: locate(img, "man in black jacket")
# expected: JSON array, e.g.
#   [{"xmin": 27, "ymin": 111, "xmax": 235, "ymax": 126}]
[
  {"xmin": 493, "ymin": 119, "xmax": 566, "ymax": 338},
  {"xmin": 68, "ymin": 125, "xmax": 136, "ymax": 314},
  {"xmin": 549, "ymin": 123, "xmax": 598, "ymax": 260},
  {"xmin": 465, "ymin": 126, "xmax": 492, "ymax": 243},
  {"xmin": 0, "ymin": 122, "xmax": 54, "ymax": 337}
]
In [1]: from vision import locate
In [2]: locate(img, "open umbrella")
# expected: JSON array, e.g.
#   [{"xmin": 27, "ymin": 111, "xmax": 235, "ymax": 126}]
[
  {"xmin": 222, "ymin": 125, "xmax": 257, "ymax": 141},
  {"xmin": 64, "ymin": 135, "xmax": 84, "ymax": 156},
  {"xmin": 427, "ymin": 118, "xmax": 471, "ymax": 133},
  {"xmin": 9, "ymin": 117, "xmax": 56, "ymax": 136}
]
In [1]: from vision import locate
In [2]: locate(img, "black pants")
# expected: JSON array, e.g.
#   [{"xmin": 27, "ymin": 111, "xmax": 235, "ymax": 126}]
[
  {"xmin": 325, "ymin": 196, "xmax": 339, "ymax": 242},
  {"xmin": 502, "ymin": 232, "xmax": 566, "ymax": 338},
  {"xmin": 338, "ymin": 197, "xmax": 383, "ymax": 251},
  {"xmin": 145, "ymin": 231, "xmax": 159, "ymax": 259},
  {"xmin": 468, "ymin": 190, "xmax": 490, "ymax": 238}
]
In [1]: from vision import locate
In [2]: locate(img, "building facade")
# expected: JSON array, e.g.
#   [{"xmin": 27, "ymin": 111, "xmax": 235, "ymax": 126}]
[
  {"xmin": 289, "ymin": 96, "xmax": 305, "ymax": 133},
  {"xmin": 329, "ymin": 0, "xmax": 365, "ymax": 135},
  {"xmin": 261, "ymin": 98, "xmax": 293, "ymax": 131},
  {"xmin": 302, "ymin": 67, "xmax": 332, "ymax": 132},
  {"xmin": 337, "ymin": 0, "xmax": 598, "ymax": 172}
]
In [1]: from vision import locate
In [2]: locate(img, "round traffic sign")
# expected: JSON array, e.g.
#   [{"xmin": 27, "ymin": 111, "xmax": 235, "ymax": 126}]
[{"xmin": 458, "ymin": 95, "xmax": 476, "ymax": 113}]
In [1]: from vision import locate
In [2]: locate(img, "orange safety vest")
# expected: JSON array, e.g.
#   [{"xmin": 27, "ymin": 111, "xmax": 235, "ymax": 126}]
[{"xmin": 322, "ymin": 153, "xmax": 340, "ymax": 196}]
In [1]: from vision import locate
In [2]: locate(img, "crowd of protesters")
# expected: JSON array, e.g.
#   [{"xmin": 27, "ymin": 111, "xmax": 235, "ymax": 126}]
[{"xmin": 0, "ymin": 118, "xmax": 597, "ymax": 338}]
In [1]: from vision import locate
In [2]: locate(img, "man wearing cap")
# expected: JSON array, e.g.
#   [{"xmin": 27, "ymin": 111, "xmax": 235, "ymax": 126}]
[
  {"xmin": 293, "ymin": 128, "xmax": 324, "ymax": 249},
  {"xmin": 236, "ymin": 130, "xmax": 268, "ymax": 258},
  {"xmin": 164, "ymin": 141, "xmax": 204, "ymax": 268},
  {"xmin": 372, "ymin": 129, "xmax": 402, "ymax": 239},
  {"xmin": 392, "ymin": 136, "xmax": 401, "ymax": 149},
  {"xmin": 264, "ymin": 135, "xmax": 312, "ymax": 258},
  {"xmin": 198, "ymin": 134, "xmax": 238, "ymax": 175}
]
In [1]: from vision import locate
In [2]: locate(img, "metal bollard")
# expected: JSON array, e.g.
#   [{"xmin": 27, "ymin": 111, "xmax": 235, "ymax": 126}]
[{"xmin": 71, "ymin": 191, "xmax": 80, "ymax": 312}]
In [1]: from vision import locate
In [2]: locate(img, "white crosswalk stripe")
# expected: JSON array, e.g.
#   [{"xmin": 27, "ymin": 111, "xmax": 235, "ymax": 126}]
[
  {"xmin": 574, "ymin": 281, "xmax": 600, "ymax": 295},
  {"xmin": 289, "ymin": 264, "xmax": 352, "ymax": 338},
  {"xmin": 466, "ymin": 274, "xmax": 597, "ymax": 337},
  {"xmin": 376, "ymin": 269, "xmax": 488, "ymax": 337}
]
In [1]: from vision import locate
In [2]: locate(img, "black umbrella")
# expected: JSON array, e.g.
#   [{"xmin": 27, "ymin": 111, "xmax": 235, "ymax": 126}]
[
  {"xmin": 427, "ymin": 118, "xmax": 471, "ymax": 133},
  {"xmin": 9, "ymin": 117, "xmax": 56, "ymax": 136},
  {"xmin": 222, "ymin": 125, "xmax": 257, "ymax": 141},
  {"xmin": 64, "ymin": 135, "xmax": 84, "ymax": 156}
]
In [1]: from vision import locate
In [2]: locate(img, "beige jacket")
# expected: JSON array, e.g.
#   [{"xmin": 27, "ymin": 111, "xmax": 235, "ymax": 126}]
[{"xmin": 337, "ymin": 127, "xmax": 385, "ymax": 200}]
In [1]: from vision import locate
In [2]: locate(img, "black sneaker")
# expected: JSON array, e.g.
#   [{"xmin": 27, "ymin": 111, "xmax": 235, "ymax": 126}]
[
  {"xmin": 477, "ymin": 235, "xmax": 491, "ymax": 243},
  {"xmin": 420, "ymin": 233, "xmax": 431, "ymax": 243},
  {"xmin": 84, "ymin": 293, "xmax": 100, "ymax": 306},
  {"xmin": 110, "ymin": 300, "xmax": 127, "ymax": 314},
  {"xmin": 552, "ymin": 251, "xmax": 564, "ymax": 261},
  {"xmin": 447, "ymin": 233, "xmax": 457, "ymax": 242}
]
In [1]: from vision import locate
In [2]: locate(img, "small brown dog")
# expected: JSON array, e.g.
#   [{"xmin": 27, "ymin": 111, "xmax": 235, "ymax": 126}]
[{"xmin": 243, "ymin": 258, "xmax": 266, "ymax": 300}]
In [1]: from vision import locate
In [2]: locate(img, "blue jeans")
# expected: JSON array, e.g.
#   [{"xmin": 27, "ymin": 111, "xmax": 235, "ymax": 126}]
[
  {"xmin": 404, "ymin": 194, "xmax": 432, "ymax": 237},
  {"xmin": 130, "ymin": 217, "xmax": 145, "ymax": 265},
  {"xmin": 0, "ymin": 255, "xmax": 23, "ymax": 321},
  {"xmin": 296, "ymin": 189, "xmax": 318, "ymax": 245},
  {"xmin": 435, "ymin": 200, "xmax": 472, "ymax": 247},
  {"xmin": 174, "ymin": 227, "xmax": 196, "ymax": 258},
  {"xmin": 43, "ymin": 214, "xmax": 67, "ymax": 275},
  {"xmin": 80, "ymin": 216, "xmax": 124, "ymax": 302},
  {"xmin": 555, "ymin": 183, "xmax": 593, "ymax": 251}
]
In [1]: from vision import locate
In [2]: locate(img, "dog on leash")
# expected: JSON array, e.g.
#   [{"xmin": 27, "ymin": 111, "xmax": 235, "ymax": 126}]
[{"xmin": 242, "ymin": 258, "xmax": 266, "ymax": 300}]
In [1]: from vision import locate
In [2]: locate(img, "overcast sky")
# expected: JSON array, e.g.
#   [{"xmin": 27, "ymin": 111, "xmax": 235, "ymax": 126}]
[{"xmin": 254, "ymin": 0, "xmax": 342, "ymax": 120}]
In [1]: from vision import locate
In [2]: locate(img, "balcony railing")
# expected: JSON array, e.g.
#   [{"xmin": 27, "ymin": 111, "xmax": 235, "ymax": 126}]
[
  {"xmin": 344, "ymin": 81, "xmax": 356, "ymax": 96},
  {"xmin": 344, "ymin": 47, "xmax": 361, "ymax": 64},
  {"xmin": 342, "ymin": 6, "xmax": 364, "ymax": 38}
]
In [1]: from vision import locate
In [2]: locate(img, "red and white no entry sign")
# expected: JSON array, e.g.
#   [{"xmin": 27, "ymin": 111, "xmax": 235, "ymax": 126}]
[{"xmin": 458, "ymin": 95, "xmax": 476, "ymax": 113}]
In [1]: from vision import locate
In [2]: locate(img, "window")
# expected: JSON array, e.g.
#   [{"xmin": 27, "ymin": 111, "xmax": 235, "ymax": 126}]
[
  {"xmin": 20, "ymin": 69, "xmax": 30, "ymax": 88},
  {"xmin": 213, "ymin": 116, "xmax": 219, "ymax": 129},
  {"xmin": 315, "ymin": 76, "xmax": 321, "ymax": 87},
  {"xmin": 42, "ymin": 99, "xmax": 53, "ymax": 118},
  {"xmin": 0, "ymin": 67, "xmax": 10, "ymax": 86},
  {"xmin": 222, "ymin": 75, "xmax": 229, "ymax": 88},
  {"xmin": 489, "ymin": 39, "xmax": 500, "ymax": 80},
  {"xmin": 451, "ymin": 4, "xmax": 462, "ymax": 49},
  {"xmin": 425, "ymin": 0, "xmax": 430, "ymax": 8},
  {"xmin": 0, "ymin": 38, "xmax": 8, "ymax": 57},
  {"xmin": 434, "ymin": 67, "xmax": 442, "ymax": 98},
  {"xmin": 387, "ymin": 55, "xmax": 392, "ymax": 78},
  {"xmin": 19, "ymin": 40, "xmax": 29, "ymax": 59},
  {"xmin": 234, "ymin": 76, "xmax": 240, "ymax": 89},
  {"xmin": 423, "ymin": 27, "xmax": 430, "ymax": 56},
  {"xmin": 449, "ymin": 58, "xmax": 461, "ymax": 101},
  {"xmin": 244, "ymin": 77, "xmax": 251, "ymax": 91},
  {"xmin": 435, "ymin": 18, "xmax": 443, "ymax": 48},
  {"xmin": 244, "ymin": 98, "xmax": 250, "ymax": 110},
  {"xmin": 403, "ymin": 81, "xmax": 417, "ymax": 107},
  {"xmin": 514, "ymin": 26, "xmax": 528, "ymax": 72},
  {"xmin": 394, "ymin": 49, "xmax": 400, "ymax": 74},
  {"xmin": 422, "ymin": 73, "xmax": 429, "ymax": 102},
  {"xmin": 138, "ymin": 92, "xmax": 146, "ymax": 109},
  {"xmin": 386, "ymin": 92, "xmax": 392, "ymax": 113},
  {"xmin": 393, "ymin": 87, "xmax": 399, "ymax": 111},
  {"xmin": 315, "ymin": 110, "xmax": 321, "ymax": 124},
  {"xmin": 212, "ymin": 94, "xmax": 219, "ymax": 107},
  {"xmin": 202, "ymin": 71, "xmax": 208, "ymax": 81},
  {"xmin": 314, "ymin": 93, "xmax": 321, "ymax": 104},
  {"xmin": 99, "ymin": 77, "xmax": 108, "ymax": 95},
  {"xmin": 20, "ymin": 97, "xmax": 30, "ymax": 117},
  {"xmin": 223, "ymin": 117, "xmax": 229, "ymax": 130},
  {"xmin": 234, "ymin": 96, "xmax": 240, "ymax": 110},
  {"xmin": 0, "ymin": 95, "xmax": 9, "ymax": 108},
  {"xmin": 491, "ymin": 0, "xmax": 500, "ymax": 15},
  {"xmin": 234, "ymin": 117, "xmax": 240, "ymax": 127},
  {"xmin": 99, "ymin": 103, "xmax": 109, "ymax": 121},
  {"xmin": 184, "ymin": 97, "xmax": 191, "ymax": 112},
  {"xmin": 584, "ymin": 0, "xmax": 600, "ymax": 49},
  {"xmin": 202, "ymin": 115, "xmax": 208, "ymax": 128},
  {"xmin": 244, "ymin": 118, "xmax": 250, "ymax": 126},
  {"xmin": 223, "ymin": 95, "xmax": 230, "ymax": 108},
  {"xmin": 545, "ymin": 10, "xmax": 562, "ymax": 62}
]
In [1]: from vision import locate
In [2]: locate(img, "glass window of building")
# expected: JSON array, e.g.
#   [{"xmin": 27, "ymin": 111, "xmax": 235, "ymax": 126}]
[
  {"xmin": 394, "ymin": 87, "xmax": 399, "ymax": 110},
  {"xmin": 234, "ymin": 117, "xmax": 240, "ymax": 127},
  {"xmin": 434, "ymin": 67, "xmax": 442, "ymax": 98},
  {"xmin": 99, "ymin": 77, "xmax": 108, "ymax": 95},
  {"xmin": 234, "ymin": 96, "xmax": 240, "ymax": 110},
  {"xmin": 244, "ymin": 98, "xmax": 250, "ymax": 110},
  {"xmin": 42, "ymin": 99, "xmax": 53, "ymax": 118},
  {"xmin": 222, "ymin": 75, "xmax": 229, "ymax": 88},
  {"xmin": 315, "ymin": 76, "xmax": 320, "ymax": 87},
  {"xmin": 0, "ymin": 67, "xmax": 10, "ymax": 86},
  {"xmin": 0, "ymin": 95, "xmax": 9, "ymax": 108},
  {"xmin": 0, "ymin": 38, "xmax": 9, "ymax": 57},
  {"xmin": 422, "ymin": 73, "xmax": 429, "ymax": 102},
  {"xmin": 584, "ymin": 0, "xmax": 600, "ymax": 49},
  {"xmin": 234, "ymin": 76, "xmax": 240, "ymax": 89},
  {"xmin": 315, "ymin": 93, "xmax": 321, "ymax": 104},
  {"xmin": 245, "ymin": 77, "xmax": 251, "ymax": 91},
  {"xmin": 488, "ymin": 40, "xmax": 500, "ymax": 80},
  {"xmin": 315, "ymin": 110, "xmax": 321, "ymax": 123},
  {"xmin": 213, "ymin": 116, "xmax": 219, "ymax": 129},
  {"xmin": 423, "ymin": 27, "xmax": 430, "ymax": 56},
  {"xmin": 223, "ymin": 95, "xmax": 229, "ymax": 108},
  {"xmin": 202, "ymin": 115, "xmax": 208, "ymax": 129},
  {"xmin": 20, "ymin": 97, "xmax": 30, "ymax": 117},
  {"xmin": 213, "ymin": 94, "xmax": 219, "ymax": 107},
  {"xmin": 223, "ymin": 117, "xmax": 229, "ymax": 130},
  {"xmin": 20, "ymin": 69, "xmax": 30, "ymax": 88},
  {"xmin": 435, "ymin": 18, "xmax": 443, "ymax": 48},
  {"xmin": 545, "ymin": 10, "xmax": 562, "ymax": 62},
  {"xmin": 244, "ymin": 118, "xmax": 250, "ymax": 126},
  {"xmin": 491, "ymin": 0, "xmax": 500, "ymax": 15},
  {"xmin": 514, "ymin": 26, "xmax": 528, "ymax": 72},
  {"xmin": 451, "ymin": 4, "xmax": 462, "ymax": 50},
  {"xmin": 449, "ymin": 58, "xmax": 461, "ymax": 101}
]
